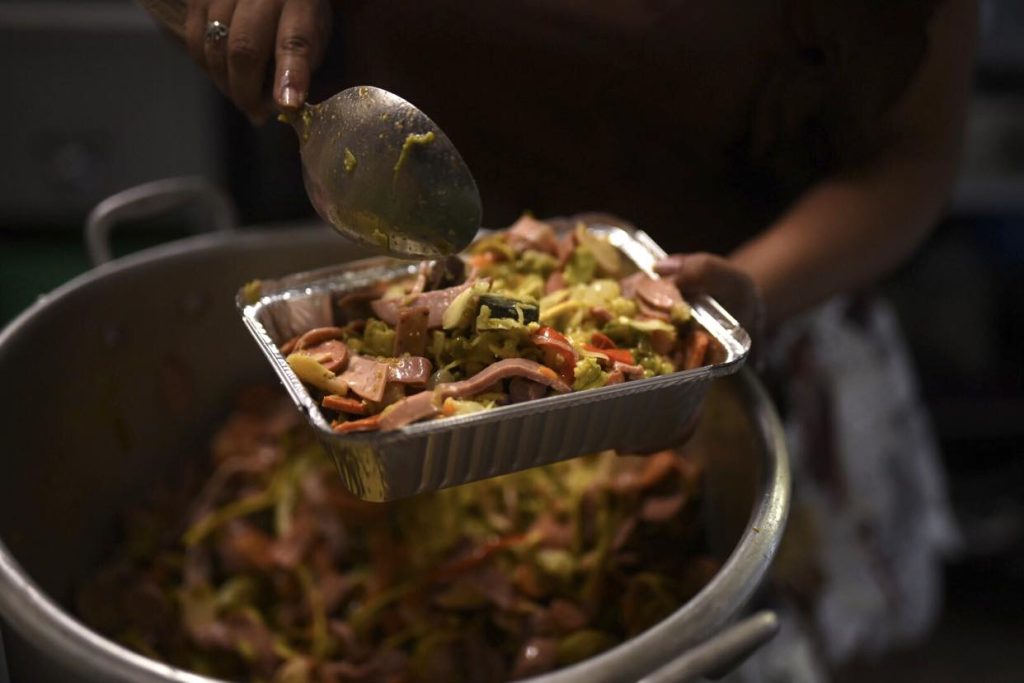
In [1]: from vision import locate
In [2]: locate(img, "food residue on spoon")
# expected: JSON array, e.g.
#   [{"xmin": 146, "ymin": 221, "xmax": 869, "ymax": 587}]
[
  {"xmin": 241, "ymin": 279, "xmax": 262, "ymax": 305},
  {"xmin": 393, "ymin": 131, "xmax": 436, "ymax": 177},
  {"xmin": 343, "ymin": 147, "xmax": 358, "ymax": 173}
]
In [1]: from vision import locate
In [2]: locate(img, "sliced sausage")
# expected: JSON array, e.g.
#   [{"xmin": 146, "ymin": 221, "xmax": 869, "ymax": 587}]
[{"xmin": 437, "ymin": 359, "xmax": 572, "ymax": 399}]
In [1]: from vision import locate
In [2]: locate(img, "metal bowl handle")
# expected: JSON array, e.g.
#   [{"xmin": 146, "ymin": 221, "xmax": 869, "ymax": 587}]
[
  {"xmin": 637, "ymin": 611, "xmax": 780, "ymax": 683},
  {"xmin": 85, "ymin": 176, "xmax": 238, "ymax": 267}
]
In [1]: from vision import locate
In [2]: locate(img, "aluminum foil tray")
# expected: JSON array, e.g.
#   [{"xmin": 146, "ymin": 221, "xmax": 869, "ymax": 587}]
[{"xmin": 238, "ymin": 223, "xmax": 750, "ymax": 501}]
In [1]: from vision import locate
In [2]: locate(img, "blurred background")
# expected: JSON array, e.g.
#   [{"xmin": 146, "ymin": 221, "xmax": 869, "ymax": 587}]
[{"xmin": 1, "ymin": 1, "xmax": 1022, "ymax": 681}]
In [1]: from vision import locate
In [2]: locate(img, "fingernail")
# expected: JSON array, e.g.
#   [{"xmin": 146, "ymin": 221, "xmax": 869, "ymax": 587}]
[{"xmin": 280, "ymin": 86, "xmax": 301, "ymax": 108}]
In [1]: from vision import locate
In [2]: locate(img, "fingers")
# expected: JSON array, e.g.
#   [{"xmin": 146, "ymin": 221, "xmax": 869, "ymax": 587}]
[
  {"xmin": 185, "ymin": 0, "xmax": 332, "ymax": 123},
  {"xmin": 274, "ymin": 0, "xmax": 331, "ymax": 111},
  {"xmin": 203, "ymin": 0, "xmax": 236, "ymax": 94},
  {"xmin": 227, "ymin": 0, "xmax": 283, "ymax": 122},
  {"xmin": 184, "ymin": 0, "xmax": 211, "ymax": 67},
  {"xmin": 655, "ymin": 253, "xmax": 744, "ymax": 299},
  {"xmin": 655, "ymin": 253, "xmax": 765, "ymax": 340}
]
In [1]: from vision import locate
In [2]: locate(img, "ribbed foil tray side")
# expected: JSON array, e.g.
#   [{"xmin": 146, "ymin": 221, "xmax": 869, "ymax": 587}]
[
  {"xmin": 239, "ymin": 224, "xmax": 750, "ymax": 501},
  {"xmin": 323, "ymin": 372, "xmax": 714, "ymax": 501}
]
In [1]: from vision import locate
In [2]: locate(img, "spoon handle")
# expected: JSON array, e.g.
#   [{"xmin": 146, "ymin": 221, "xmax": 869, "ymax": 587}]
[{"xmin": 134, "ymin": 0, "xmax": 187, "ymax": 41}]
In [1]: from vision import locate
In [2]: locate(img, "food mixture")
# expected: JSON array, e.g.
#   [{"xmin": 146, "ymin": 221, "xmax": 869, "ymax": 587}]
[
  {"xmin": 278, "ymin": 215, "xmax": 714, "ymax": 434},
  {"xmin": 77, "ymin": 387, "xmax": 719, "ymax": 683}
]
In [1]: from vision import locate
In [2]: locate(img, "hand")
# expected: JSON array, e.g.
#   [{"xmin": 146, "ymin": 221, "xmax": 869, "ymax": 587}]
[
  {"xmin": 655, "ymin": 253, "xmax": 765, "ymax": 352},
  {"xmin": 185, "ymin": 0, "xmax": 332, "ymax": 123}
]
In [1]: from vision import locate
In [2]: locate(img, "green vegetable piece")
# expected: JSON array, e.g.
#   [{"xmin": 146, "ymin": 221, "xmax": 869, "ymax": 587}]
[
  {"xmin": 637, "ymin": 351, "xmax": 676, "ymax": 377},
  {"xmin": 556, "ymin": 629, "xmax": 617, "ymax": 666},
  {"xmin": 572, "ymin": 356, "xmax": 608, "ymax": 391},
  {"xmin": 536, "ymin": 548, "xmax": 576, "ymax": 580},
  {"xmin": 215, "ymin": 576, "xmax": 257, "ymax": 609},
  {"xmin": 286, "ymin": 353, "xmax": 350, "ymax": 396},
  {"xmin": 469, "ymin": 234, "xmax": 516, "ymax": 261},
  {"xmin": 478, "ymin": 294, "xmax": 539, "ymax": 324},
  {"xmin": 564, "ymin": 245, "xmax": 597, "ymax": 286},
  {"xmin": 518, "ymin": 249, "xmax": 559, "ymax": 277},
  {"xmin": 577, "ymin": 226, "xmax": 622, "ymax": 277},
  {"xmin": 393, "ymin": 130, "xmax": 435, "ymax": 177},
  {"xmin": 476, "ymin": 305, "xmax": 527, "ymax": 332},
  {"xmin": 241, "ymin": 280, "xmax": 262, "ymax": 305},
  {"xmin": 443, "ymin": 280, "xmax": 488, "ymax": 330},
  {"xmin": 362, "ymin": 318, "xmax": 396, "ymax": 356}
]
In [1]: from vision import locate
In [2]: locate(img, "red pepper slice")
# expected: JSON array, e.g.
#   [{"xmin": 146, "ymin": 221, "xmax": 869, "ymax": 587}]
[
  {"xmin": 532, "ymin": 326, "xmax": 576, "ymax": 384},
  {"xmin": 322, "ymin": 394, "xmax": 368, "ymax": 415},
  {"xmin": 589, "ymin": 331, "xmax": 617, "ymax": 350},
  {"xmin": 332, "ymin": 414, "xmax": 381, "ymax": 433},
  {"xmin": 582, "ymin": 343, "xmax": 635, "ymax": 366}
]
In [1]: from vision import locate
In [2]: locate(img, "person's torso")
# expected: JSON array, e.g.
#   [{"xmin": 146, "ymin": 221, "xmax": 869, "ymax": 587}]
[{"xmin": 334, "ymin": 0, "xmax": 934, "ymax": 254}]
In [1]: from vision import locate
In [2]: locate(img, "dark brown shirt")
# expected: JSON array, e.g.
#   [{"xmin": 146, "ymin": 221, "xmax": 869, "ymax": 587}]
[{"xmin": 335, "ymin": 0, "xmax": 939, "ymax": 254}]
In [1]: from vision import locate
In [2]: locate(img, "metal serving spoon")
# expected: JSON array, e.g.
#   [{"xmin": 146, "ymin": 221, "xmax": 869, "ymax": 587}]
[
  {"xmin": 285, "ymin": 87, "xmax": 482, "ymax": 258},
  {"xmin": 134, "ymin": 0, "xmax": 482, "ymax": 258}
]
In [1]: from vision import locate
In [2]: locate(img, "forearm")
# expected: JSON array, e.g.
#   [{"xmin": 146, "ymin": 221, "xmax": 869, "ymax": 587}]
[
  {"xmin": 731, "ymin": 0, "xmax": 976, "ymax": 329},
  {"xmin": 730, "ymin": 153, "xmax": 954, "ymax": 328}
]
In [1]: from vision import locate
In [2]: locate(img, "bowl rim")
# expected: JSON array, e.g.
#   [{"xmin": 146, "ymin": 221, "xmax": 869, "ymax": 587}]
[{"xmin": 0, "ymin": 228, "xmax": 790, "ymax": 683}]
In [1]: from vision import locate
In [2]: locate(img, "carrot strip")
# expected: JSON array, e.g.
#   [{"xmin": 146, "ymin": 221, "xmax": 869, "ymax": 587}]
[
  {"xmin": 682, "ymin": 331, "xmax": 711, "ymax": 370},
  {"xmin": 322, "ymin": 395, "xmax": 368, "ymax": 415},
  {"xmin": 332, "ymin": 414, "xmax": 382, "ymax": 433}
]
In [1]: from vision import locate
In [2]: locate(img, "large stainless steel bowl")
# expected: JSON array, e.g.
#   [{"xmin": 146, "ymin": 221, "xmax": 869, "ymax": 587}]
[{"xmin": 0, "ymin": 180, "xmax": 789, "ymax": 683}]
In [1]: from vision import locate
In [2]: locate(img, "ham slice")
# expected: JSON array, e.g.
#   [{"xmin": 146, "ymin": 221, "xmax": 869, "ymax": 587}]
[
  {"xmin": 508, "ymin": 378, "xmax": 547, "ymax": 404},
  {"xmin": 386, "ymin": 356, "xmax": 432, "ymax": 385},
  {"xmin": 393, "ymin": 306, "xmax": 430, "ymax": 356},
  {"xmin": 378, "ymin": 391, "xmax": 440, "ymax": 430},
  {"xmin": 590, "ymin": 305, "xmax": 614, "ymax": 325},
  {"xmin": 544, "ymin": 270, "xmax": 565, "ymax": 295},
  {"xmin": 370, "ymin": 282, "xmax": 471, "ymax": 329},
  {"xmin": 605, "ymin": 369, "xmax": 625, "ymax": 385},
  {"xmin": 337, "ymin": 356, "xmax": 388, "ymax": 402},
  {"xmin": 613, "ymin": 361, "xmax": 646, "ymax": 380},
  {"xmin": 556, "ymin": 232, "xmax": 577, "ymax": 267},
  {"xmin": 506, "ymin": 214, "xmax": 559, "ymax": 256},
  {"xmin": 425, "ymin": 255, "xmax": 466, "ymax": 291},
  {"xmin": 385, "ymin": 356, "xmax": 432, "ymax": 387},
  {"xmin": 335, "ymin": 286, "xmax": 386, "ymax": 323},
  {"xmin": 437, "ymin": 359, "xmax": 572, "ymax": 399}
]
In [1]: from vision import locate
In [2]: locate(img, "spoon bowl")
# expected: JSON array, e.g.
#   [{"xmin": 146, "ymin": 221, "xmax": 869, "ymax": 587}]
[
  {"xmin": 130, "ymin": 0, "xmax": 483, "ymax": 259},
  {"xmin": 289, "ymin": 86, "xmax": 482, "ymax": 258}
]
